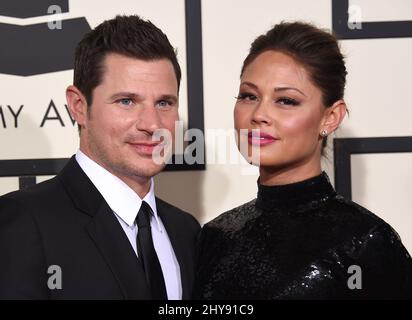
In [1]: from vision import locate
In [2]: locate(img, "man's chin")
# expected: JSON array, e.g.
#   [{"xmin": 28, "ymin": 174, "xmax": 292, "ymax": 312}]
[{"xmin": 131, "ymin": 162, "xmax": 166, "ymax": 178}]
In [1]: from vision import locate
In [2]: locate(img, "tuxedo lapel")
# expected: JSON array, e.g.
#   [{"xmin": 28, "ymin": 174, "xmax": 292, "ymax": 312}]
[
  {"xmin": 58, "ymin": 156, "xmax": 150, "ymax": 299},
  {"xmin": 156, "ymin": 199, "xmax": 194, "ymax": 300},
  {"xmin": 85, "ymin": 202, "xmax": 150, "ymax": 299}
]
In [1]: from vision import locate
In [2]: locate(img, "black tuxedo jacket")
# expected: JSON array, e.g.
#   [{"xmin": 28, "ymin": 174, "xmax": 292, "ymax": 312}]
[{"xmin": 0, "ymin": 157, "xmax": 200, "ymax": 299}]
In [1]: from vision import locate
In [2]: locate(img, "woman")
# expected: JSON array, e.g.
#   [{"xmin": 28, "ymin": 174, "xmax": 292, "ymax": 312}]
[{"xmin": 194, "ymin": 22, "xmax": 412, "ymax": 299}]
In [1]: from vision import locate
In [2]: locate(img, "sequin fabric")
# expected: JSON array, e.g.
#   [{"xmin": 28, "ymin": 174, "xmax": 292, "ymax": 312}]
[{"xmin": 193, "ymin": 172, "xmax": 412, "ymax": 299}]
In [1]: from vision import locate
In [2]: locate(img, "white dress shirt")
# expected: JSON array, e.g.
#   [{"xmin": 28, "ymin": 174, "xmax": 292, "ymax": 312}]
[{"xmin": 75, "ymin": 150, "xmax": 182, "ymax": 299}]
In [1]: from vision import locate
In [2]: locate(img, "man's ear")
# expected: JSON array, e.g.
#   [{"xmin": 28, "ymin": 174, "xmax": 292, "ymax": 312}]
[
  {"xmin": 320, "ymin": 100, "xmax": 347, "ymax": 136},
  {"xmin": 66, "ymin": 85, "xmax": 88, "ymax": 129}
]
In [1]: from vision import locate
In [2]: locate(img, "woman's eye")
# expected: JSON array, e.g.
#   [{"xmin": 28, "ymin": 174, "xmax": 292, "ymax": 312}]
[
  {"xmin": 118, "ymin": 98, "xmax": 133, "ymax": 106},
  {"xmin": 277, "ymin": 97, "xmax": 299, "ymax": 106},
  {"xmin": 236, "ymin": 93, "xmax": 258, "ymax": 102}
]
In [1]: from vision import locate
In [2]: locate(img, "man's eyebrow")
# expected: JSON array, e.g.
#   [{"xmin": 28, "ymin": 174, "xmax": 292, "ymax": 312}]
[
  {"xmin": 158, "ymin": 94, "xmax": 178, "ymax": 103},
  {"xmin": 108, "ymin": 92, "xmax": 141, "ymax": 100},
  {"xmin": 274, "ymin": 86, "xmax": 306, "ymax": 97}
]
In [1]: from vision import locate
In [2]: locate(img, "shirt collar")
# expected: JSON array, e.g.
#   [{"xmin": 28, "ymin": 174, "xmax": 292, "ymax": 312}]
[{"xmin": 75, "ymin": 150, "xmax": 161, "ymax": 229}]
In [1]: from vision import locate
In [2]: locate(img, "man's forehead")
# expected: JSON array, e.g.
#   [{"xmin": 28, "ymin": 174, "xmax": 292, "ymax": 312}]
[
  {"xmin": 102, "ymin": 53, "xmax": 173, "ymax": 72},
  {"xmin": 98, "ymin": 53, "xmax": 178, "ymax": 91}
]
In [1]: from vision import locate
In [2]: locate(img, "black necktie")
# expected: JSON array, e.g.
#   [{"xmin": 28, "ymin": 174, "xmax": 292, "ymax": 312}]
[{"xmin": 136, "ymin": 201, "xmax": 168, "ymax": 300}]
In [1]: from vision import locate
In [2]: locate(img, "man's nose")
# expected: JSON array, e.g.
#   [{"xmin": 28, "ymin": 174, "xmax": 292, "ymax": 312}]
[{"xmin": 135, "ymin": 104, "xmax": 162, "ymax": 134}]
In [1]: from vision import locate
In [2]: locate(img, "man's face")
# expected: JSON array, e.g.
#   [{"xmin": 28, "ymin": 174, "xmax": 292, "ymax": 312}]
[{"xmin": 79, "ymin": 53, "xmax": 178, "ymax": 182}]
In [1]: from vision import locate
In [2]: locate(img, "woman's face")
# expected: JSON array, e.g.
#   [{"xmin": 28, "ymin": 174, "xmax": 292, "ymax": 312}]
[{"xmin": 234, "ymin": 50, "xmax": 331, "ymax": 184}]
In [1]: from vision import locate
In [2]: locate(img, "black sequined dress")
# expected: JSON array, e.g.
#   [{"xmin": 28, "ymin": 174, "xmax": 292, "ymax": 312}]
[{"xmin": 194, "ymin": 172, "xmax": 412, "ymax": 299}]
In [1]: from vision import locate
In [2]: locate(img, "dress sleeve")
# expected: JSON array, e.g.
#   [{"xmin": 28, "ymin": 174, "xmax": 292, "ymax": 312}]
[{"xmin": 351, "ymin": 222, "xmax": 412, "ymax": 299}]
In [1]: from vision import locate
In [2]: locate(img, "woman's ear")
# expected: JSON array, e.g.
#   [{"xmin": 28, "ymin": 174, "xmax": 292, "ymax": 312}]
[
  {"xmin": 320, "ymin": 100, "xmax": 347, "ymax": 136},
  {"xmin": 66, "ymin": 85, "xmax": 88, "ymax": 129}
]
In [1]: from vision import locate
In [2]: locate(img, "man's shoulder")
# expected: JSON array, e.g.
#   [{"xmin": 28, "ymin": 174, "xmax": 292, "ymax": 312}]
[
  {"xmin": 155, "ymin": 197, "xmax": 200, "ymax": 229},
  {"xmin": 0, "ymin": 176, "xmax": 62, "ymax": 205},
  {"xmin": 0, "ymin": 176, "xmax": 70, "ymax": 221},
  {"xmin": 0, "ymin": 177, "xmax": 70, "ymax": 246}
]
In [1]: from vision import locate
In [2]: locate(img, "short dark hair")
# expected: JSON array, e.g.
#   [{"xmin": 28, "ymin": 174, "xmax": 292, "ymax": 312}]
[
  {"xmin": 241, "ymin": 21, "xmax": 347, "ymax": 152},
  {"xmin": 74, "ymin": 15, "xmax": 181, "ymax": 106},
  {"xmin": 241, "ymin": 21, "xmax": 347, "ymax": 108}
]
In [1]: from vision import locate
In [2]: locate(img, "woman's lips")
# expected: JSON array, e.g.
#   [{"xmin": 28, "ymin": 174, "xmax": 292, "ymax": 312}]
[{"xmin": 247, "ymin": 132, "xmax": 278, "ymax": 146}]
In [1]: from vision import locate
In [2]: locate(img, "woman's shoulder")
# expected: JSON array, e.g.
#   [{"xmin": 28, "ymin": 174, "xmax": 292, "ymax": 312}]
[
  {"xmin": 196, "ymin": 200, "xmax": 259, "ymax": 259},
  {"xmin": 332, "ymin": 198, "xmax": 412, "ymax": 297},
  {"xmin": 203, "ymin": 199, "xmax": 260, "ymax": 234},
  {"xmin": 327, "ymin": 194, "xmax": 411, "ymax": 261},
  {"xmin": 333, "ymin": 195, "xmax": 402, "ymax": 245},
  {"xmin": 325, "ymin": 194, "xmax": 390, "ymax": 233}
]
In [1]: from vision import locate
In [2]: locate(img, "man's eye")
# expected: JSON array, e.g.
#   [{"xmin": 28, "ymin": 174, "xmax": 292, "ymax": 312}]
[
  {"xmin": 118, "ymin": 98, "xmax": 133, "ymax": 106},
  {"xmin": 157, "ymin": 100, "xmax": 172, "ymax": 108}
]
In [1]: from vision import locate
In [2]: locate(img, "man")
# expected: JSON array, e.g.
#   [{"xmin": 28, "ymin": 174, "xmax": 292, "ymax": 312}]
[{"xmin": 0, "ymin": 15, "xmax": 200, "ymax": 299}]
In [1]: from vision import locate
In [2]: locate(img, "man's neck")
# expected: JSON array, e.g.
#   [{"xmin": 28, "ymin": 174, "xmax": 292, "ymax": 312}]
[{"xmin": 78, "ymin": 148, "xmax": 151, "ymax": 199}]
